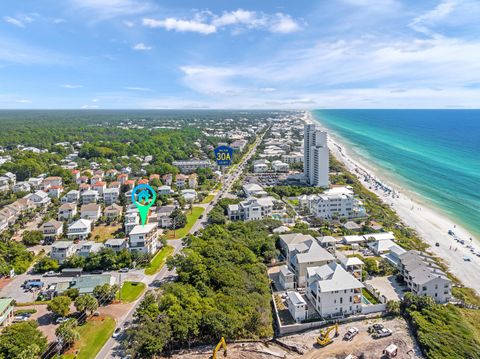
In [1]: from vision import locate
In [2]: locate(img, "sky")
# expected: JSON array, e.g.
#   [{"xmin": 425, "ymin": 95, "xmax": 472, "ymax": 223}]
[{"xmin": 1, "ymin": 0, "xmax": 480, "ymax": 109}]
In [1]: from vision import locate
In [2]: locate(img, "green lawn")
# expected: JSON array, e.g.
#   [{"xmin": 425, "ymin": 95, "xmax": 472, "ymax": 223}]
[
  {"xmin": 91, "ymin": 224, "xmax": 121, "ymax": 242},
  {"xmin": 165, "ymin": 206, "xmax": 205, "ymax": 239},
  {"xmin": 202, "ymin": 194, "xmax": 215, "ymax": 204},
  {"xmin": 62, "ymin": 316, "xmax": 116, "ymax": 359},
  {"xmin": 144, "ymin": 245, "xmax": 174, "ymax": 275},
  {"xmin": 362, "ymin": 288, "xmax": 380, "ymax": 304},
  {"xmin": 117, "ymin": 281, "xmax": 146, "ymax": 303}
]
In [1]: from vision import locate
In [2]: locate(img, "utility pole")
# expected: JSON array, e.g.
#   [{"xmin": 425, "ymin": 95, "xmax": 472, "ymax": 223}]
[{"xmin": 118, "ymin": 272, "xmax": 122, "ymax": 303}]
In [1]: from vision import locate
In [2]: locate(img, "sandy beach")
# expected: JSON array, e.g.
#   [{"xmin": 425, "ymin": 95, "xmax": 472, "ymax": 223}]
[{"xmin": 306, "ymin": 112, "xmax": 480, "ymax": 295}]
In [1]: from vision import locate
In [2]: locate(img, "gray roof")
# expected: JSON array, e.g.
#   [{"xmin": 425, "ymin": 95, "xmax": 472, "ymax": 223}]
[
  {"xmin": 105, "ymin": 238, "xmax": 127, "ymax": 246},
  {"xmin": 290, "ymin": 240, "xmax": 335, "ymax": 264},
  {"xmin": 308, "ymin": 262, "xmax": 364, "ymax": 293},
  {"xmin": 287, "ymin": 291, "xmax": 306, "ymax": 305}
]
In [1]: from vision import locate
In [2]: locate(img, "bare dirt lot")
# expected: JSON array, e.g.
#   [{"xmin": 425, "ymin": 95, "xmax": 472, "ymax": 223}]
[{"xmin": 163, "ymin": 316, "xmax": 423, "ymax": 359}]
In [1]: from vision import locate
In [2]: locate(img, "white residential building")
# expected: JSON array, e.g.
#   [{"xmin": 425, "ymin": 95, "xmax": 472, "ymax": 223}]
[
  {"xmin": 271, "ymin": 160, "xmax": 289, "ymax": 173},
  {"xmin": 307, "ymin": 262, "xmax": 364, "ymax": 319},
  {"xmin": 304, "ymin": 124, "xmax": 329, "ymax": 187},
  {"xmin": 398, "ymin": 251, "xmax": 452, "ymax": 303},
  {"xmin": 12, "ymin": 182, "xmax": 31, "ymax": 193},
  {"xmin": 158, "ymin": 185, "xmax": 173, "ymax": 196},
  {"xmin": 51, "ymin": 241, "xmax": 77, "ymax": 263},
  {"xmin": 300, "ymin": 186, "xmax": 365, "ymax": 220},
  {"xmin": 40, "ymin": 220, "xmax": 63, "ymax": 242},
  {"xmin": 80, "ymin": 203, "xmax": 102, "ymax": 221},
  {"xmin": 287, "ymin": 238, "xmax": 335, "ymax": 287},
  {"xmin": 67, "ymin": 219, "xmax": 92, "ymax": 240},
  {"xmin": 26, "ymin": 190, "xmax": 51, "ymax": 207},
  {"xmin": 282, "ymin": 152, "xmax": 304, "ymax": 164},
  {"xmin": 124, "ymin": 212, "xmax": 139, "ymax": 235},
  {"xmin": 286, "ymin": 291, "xmax": 308, "ymax": 323},
  {"xmin": 105, "ymin": 238, "xmax": 128, "ymax": 252},
  {"xmin": 279, "ymin": 265, "xmax": 295, "ymax": 290},
  {"xmin": 172, "ymin": 160, "xmax": 212, "ymax": 174},
  {"xmin": 227, "ymin": 196, "xmax": 275, "ymax": 221},
  {"xmin": 253, "ymin": 163, "xmax": 268, "ymax": 173},
  {"xmin": 62, "ymin": 190, "xmax": 80, "ymax": 203},
  {"xmin": 242, "ymin": 183, "xmax": 268, "ymax": 197},
  {"xmin": 103, "ymin": 188, "xmax": 120, "ymax": 205},
  {"xmin": 77, "ymin": 241, "xmax": 104, "ymax": 257},
  {"xmin": 128, "ymin": 223, "xmax": 159, "ymax": 255},
  {"xmin": 58, "ymin": 203, "xmax": 77, "ymax": 221},
  {"xmin": 81, "ymin": 190, "xmax": 99, "ymax": 204}
]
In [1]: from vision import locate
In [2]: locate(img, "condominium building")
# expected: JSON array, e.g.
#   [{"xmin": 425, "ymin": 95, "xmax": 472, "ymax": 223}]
[
  {"xmin": 128, "ymin": 223, "xmax": 159, "ymax": 255},
  {"xmin": 227, "ymin": 196, "xmax": 275, "ymax": 221},
  {"xmin": 172, "ymin": 160, "xmax": 212, "ymax": 174},
  {"xmin": 299, "ymin": 186, "xmax": 365, "ymax": 220},
  {"xmin": 303, "ymin": 124, "xmax": 329, "ymax": 187},
  {"xmin": 306, "ymin": 262, "xmax": 364, "ymax": 319}
]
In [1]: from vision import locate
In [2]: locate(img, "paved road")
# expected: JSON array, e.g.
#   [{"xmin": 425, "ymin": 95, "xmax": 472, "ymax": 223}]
[
  {"xmin": 96, "ymin": 239, "xmax": 182, "ymax": 359},
  {"xmin": 97, "ymin": 129, "xmax": 267, "ymax": 358}
]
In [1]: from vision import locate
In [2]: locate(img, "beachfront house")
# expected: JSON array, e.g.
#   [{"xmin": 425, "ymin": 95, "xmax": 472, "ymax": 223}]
[
  {"xmin": 306, "ymin": 262, "xmax": 364, "ymax": 319},
  {"xmin": 398, "ymin": 251, "xmax": 452, "ymax": 303}
]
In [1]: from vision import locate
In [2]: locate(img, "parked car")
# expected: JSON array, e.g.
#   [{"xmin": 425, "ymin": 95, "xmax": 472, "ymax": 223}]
[
  {"xmin": 119, "ymin": 268, "xmax": 129, "ymax": 273},
  {"xmin": 13, "ymin": 315, "xmax": 30, "ymax": 322},
  {"xmin": 373, "ymin": 328, "xmax": 392, "ymax": 338},
  {"xmin": 43, "ymin": 271, "xmax": 57, "ymax": 277},
  {"xmin": 112, "ymin": 327, "xmax": 122, "ymax": 339},
  {"xmin": 55, "ymin": 317, "xmax": 69, "ymax": 324},
  {"xmin": 344, "ymin": 327, "xmax": 359, "ymax": 341},
  {"xmin": 368, "ymin": 324, "xmax": 384, "ymax": 333},
  {"xmin": 90, "ymin": 269, "xmax": 103, "ymax": 274}
]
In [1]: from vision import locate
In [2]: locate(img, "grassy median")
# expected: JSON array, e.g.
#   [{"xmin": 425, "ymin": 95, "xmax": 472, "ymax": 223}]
[
  {"xmin": 62, "ymin": 316, "xmax": 116, "ymax": 359},
  {"xmin": 117, "ymin": 281, "xmax": 146, "ymax": 303},
  {"xmin": 144, "ymin": 245, "xmax": 174, "ymax": 275}
]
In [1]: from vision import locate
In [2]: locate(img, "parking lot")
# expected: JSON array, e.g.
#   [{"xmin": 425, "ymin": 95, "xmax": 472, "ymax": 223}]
[{"xmin": 0, "ymin": 269, "xmax": 146, "ymax": 303}]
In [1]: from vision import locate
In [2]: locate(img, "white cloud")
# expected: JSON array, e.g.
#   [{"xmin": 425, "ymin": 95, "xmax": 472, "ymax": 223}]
[
  {"xmin": 0, "ymin": 36, "xmax": 67, "ymax": 65},
  {"xmin": 15, "ymin": 99, "xmax": 32, "ymax": 104},
  {"xmin": 410, "ymin": 1, "xmax": 456, "ymax": 35},
  {"xmin": 62, "ymin": 84, "xmax": 83, "ymax": 88},
  {"xmin": 177, "ymin": 35, "xmax": 480, "ymax": 108},
  {"xmin": 269, "ymin": 13, "xmax": 302, "ymax": 33},
  {"xmin": 123, "ymin": 86, "xmax": 151, "ymax": 91},
  {"xmin": 123, "ymin": 20, "xmax": 135, "ymax": 27},
  {"xmin": 142, "ymin": 9, "xmax": 301, "ymax": 35},
  {"xmin": 69, "ymin": 0, "xmax": 152, "ymax": 21},
  {"xmin": 142, "ymin": 18, "xmax": 216, "ymax": 34},
  {"xmin": 132, "ymin": 42, "xmax": 152, "ymax": 50},
  {"xmin": 4, "ymin": 16, "xmax": 29, "ymax": 28},
  {"xmin": 81, "ymin": 104, "xmax": 100, "ymax": 109}
]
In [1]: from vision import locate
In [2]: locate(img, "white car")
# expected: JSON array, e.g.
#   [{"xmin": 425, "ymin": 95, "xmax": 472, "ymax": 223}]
[
  {"xmin": 344, "ymin": 327, "xmax": 359, "ymax": 341},
  {"xmin": 112, "ymin": 327, "xmax": 122, "ymax": 339},
  {"xmin": 55, "ymin": 317, "xmax": 69, "ymax": 324},
  {"xmin": 13, "ymin": 315, "xmax": 30, "ymax": 322}
]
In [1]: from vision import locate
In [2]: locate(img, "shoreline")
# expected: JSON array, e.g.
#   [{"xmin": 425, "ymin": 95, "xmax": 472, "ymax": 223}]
[{"xmin": 303, "ymin": 111, "xmax": 480, "ymax": 295}]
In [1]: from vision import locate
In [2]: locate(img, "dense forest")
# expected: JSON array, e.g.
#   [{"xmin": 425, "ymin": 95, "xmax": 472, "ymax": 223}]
[{"xmin": 124, "ymin": 219, "xmax": 281, "ymax": 357}]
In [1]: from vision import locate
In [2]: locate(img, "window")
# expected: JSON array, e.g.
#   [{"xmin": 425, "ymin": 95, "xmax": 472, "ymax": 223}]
[{"xmin": 340, "ymin": 297, "xmax": 343, "ymax": 304}]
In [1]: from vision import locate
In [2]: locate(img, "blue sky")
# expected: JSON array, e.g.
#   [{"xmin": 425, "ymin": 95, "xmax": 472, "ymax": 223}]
[{"xmin": 1, "ymin": 0, "xmax": 480, "ymax": 109}]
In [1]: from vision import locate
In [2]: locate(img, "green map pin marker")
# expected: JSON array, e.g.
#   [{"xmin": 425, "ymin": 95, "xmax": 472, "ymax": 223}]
[{"xmin": 131, "ymin": 184, "xmax": 156, "ymax": 226}]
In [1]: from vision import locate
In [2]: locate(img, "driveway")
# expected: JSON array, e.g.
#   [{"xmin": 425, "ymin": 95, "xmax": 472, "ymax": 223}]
[{"xmin": 365, "ymin": 275, "xmax": 407, "ymax": 301}]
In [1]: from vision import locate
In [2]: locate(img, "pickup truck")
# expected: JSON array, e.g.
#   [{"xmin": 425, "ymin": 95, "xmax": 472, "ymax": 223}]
[{"xmin": 344, "ymin": 327, "xmax": 359, "ymax": 341}]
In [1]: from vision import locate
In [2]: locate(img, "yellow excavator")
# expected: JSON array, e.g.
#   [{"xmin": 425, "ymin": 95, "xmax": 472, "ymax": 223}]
[
  {"xmin": 317, "ymin": 323, "xmax": 339, "ymax": 347},
  {"xmin": 211, "ymin": 337, "xmax": 227, "ymax": 359}
]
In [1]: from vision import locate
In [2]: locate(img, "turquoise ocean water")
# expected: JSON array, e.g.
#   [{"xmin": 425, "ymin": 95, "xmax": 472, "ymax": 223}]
[{"xmin": 312, "ymin": 110, "xmax": 480, "ymax": 238}]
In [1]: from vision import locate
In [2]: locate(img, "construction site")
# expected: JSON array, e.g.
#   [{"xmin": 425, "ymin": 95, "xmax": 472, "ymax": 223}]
[{"xmin": 164, "ymin": 317, "xmax": 423, "ymax": 359}]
